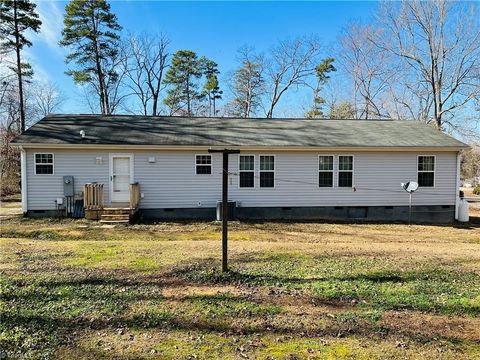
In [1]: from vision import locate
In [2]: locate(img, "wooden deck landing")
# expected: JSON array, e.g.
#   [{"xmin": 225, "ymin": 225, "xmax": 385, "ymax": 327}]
[{"xmin": 84, "ymin": 183, "xmax": 140, "ymax": 224}]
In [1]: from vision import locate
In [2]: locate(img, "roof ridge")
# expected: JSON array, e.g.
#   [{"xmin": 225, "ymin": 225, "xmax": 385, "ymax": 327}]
[{"xmin": 44, "ymin": 114, "xmax": 405, "ymax": 122}]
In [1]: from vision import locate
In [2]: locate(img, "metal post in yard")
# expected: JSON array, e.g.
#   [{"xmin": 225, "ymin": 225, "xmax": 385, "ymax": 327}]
[
  {"xmin": 222, "ymin": 152, "xmax": 228, "ymax": 272},
  {"xmin": 208, "ymin": 148, "xmax": 240, "ymax": 272}
]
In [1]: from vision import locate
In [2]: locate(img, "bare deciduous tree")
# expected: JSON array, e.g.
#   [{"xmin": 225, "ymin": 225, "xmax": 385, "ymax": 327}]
[
  {"xmin": 375, "ymin": 1, "xmax": 480, "ymax": 130},
  {"xmin": 461, "ymin": 145, "xmax": 480, "ymax": 184},
  {"xmin": 264, "ymin": 36, "xmax": 322, "ymax": 118},
  {"xmin": 337, "ymin": 22, "xmax": 393, "ymax": 119},
  {"xmin": 33, "ymin": 81, "xmax": 65, "ymax": 117},
  {"xmin": 122, "ymin": 33, "xmax": 170, "ymax": 116}
]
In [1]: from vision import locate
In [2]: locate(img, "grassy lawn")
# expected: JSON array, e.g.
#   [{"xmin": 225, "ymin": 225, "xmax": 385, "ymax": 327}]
[{"xmin": 1, "ymin": 216, "xmax": 480, "ymax": 359}]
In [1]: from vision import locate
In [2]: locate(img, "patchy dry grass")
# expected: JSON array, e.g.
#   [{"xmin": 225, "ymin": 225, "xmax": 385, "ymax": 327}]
[{"xmin": 1, "ymin": 216, "xmax": 480, "ymax": 359}]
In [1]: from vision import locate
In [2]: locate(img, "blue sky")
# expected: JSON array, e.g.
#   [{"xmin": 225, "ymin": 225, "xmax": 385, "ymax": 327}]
[{"xmin": 30, "ymin": 1, "xmax": 377, "ymax": 114}]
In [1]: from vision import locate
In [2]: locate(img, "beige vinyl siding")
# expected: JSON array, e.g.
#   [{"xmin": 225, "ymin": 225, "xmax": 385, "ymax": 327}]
[{"xmin": 25, "ymin": 149, "xmax": 457, "ymax": 210}]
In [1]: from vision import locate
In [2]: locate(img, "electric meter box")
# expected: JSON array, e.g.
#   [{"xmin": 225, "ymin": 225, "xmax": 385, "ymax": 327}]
[{"xmin": 63, "ymin": 176, "xmax": 74, "ymax": 197}]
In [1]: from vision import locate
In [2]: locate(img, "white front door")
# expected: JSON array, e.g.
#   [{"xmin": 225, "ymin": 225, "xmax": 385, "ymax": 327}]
[{"xmin": 110, "ymin": 154, "xmax": 133, "ymax": 202}]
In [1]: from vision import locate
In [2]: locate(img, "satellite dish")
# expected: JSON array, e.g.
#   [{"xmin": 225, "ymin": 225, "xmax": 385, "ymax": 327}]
[{"xmin": 401, "ymin": 181, "xmax": 419, "ymax": 193}]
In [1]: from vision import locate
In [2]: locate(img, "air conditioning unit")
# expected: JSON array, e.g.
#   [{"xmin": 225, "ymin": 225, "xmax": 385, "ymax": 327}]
[{"xmin": 216, "ymin": 201, "xmax": 237, "ymax": 221}]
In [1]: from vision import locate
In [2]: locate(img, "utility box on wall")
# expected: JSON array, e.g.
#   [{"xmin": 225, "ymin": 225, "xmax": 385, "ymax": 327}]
[{"xmin": 63, "ymin": 176, "xmax": 74, "ymax": 197}]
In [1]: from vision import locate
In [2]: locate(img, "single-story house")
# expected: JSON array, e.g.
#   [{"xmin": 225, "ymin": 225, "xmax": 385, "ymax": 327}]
[{"xmin": 12, "ymin": 114, "xmax": 469, "ymax": 223}]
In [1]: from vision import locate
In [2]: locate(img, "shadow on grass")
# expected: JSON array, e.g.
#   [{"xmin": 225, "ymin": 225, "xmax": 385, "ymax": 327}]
[
  {"xmin": 2, "ymin": 263, "xmax": 479, "ymax": 359},
  {"xmin": 168, "ymin": 255, "xmax": 480, "ymax": 317}
]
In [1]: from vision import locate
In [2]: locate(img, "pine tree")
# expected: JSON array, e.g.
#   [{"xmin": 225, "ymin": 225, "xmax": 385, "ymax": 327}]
[
  {"xmin": 201, "ymin": 58, "xmax": 222, "ymax": 116},
  {"xmin": 305, "ymin": 58, "xmax": 336, "ymax": 119},
  {"xmin": 328, "ymin": 100, "xmax": 355, "ymax": 119},
  {"xmin": 0, "ymin": 0, "xmax": 41, "ymax": 132},
  {"xmin": 60, "ymin": 0, "xmax": 122, "ymax": 114},
  {"xmin": 163, "ymin": 50, "xmax": 203, "ymax": 116}
]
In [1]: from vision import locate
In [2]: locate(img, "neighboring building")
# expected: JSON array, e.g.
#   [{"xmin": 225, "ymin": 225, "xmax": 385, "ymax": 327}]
[{"xmin": 12, "ymin": 115, "xmax": 468, "ymax": 223}]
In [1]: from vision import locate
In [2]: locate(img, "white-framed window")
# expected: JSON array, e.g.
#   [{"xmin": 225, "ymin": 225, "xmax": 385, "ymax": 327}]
[
  {"xmin": 195, "ymin": 154, "xmax": 212, "ymax": 175},
  {"xmin": 318, "ymin": 155, "xmax": 334, "ymax": 188},
  {"xmin": 417, "ymin": 155, "xmax": 435, "ymax": 187},
  {"xmin": 259, "ymin": 155, "xmax": 275, "ymax": 188},
  {"xmin": 34, "ymin": 153, "xmax": 54, "ymax": 175},
  {"xmin": 239, "ymin": 155, "xmax": 255, "ymax": 188},
  {"xmin": 338, "ymin": 155, "xmax": 354, "ymax": 187}
]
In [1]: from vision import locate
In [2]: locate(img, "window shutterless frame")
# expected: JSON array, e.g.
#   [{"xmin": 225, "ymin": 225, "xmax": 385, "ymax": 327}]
[
  {"xmin": 337, "ymin": 155, "xmax": 354, "ymax": 188},
  {"xmin": 195, "ymin": 154, "xmax": 212, "ymax": 175},
  {"xmin": 238, "ymin": 154, "xmax": 255, "ymax": 189},
  {"xmin": 417, "ymin": 155, "xmax": 436, "ymax": 187},
  {"xmin": 318, "ymin": 154, "xmax": 335, "ymax": 188},
  {"xmin": 34, "ymin": 153, "xmax": 54, "ymax": 175},
  {"xmin": 259, "ymin": 154, "xmax": 275, "ymax": 189}
]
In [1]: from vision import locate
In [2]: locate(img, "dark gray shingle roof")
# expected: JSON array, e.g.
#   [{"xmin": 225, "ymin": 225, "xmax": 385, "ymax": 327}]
[{"xmin": 12, "ymin": 114, "xmax": 468, "ymax": 148}]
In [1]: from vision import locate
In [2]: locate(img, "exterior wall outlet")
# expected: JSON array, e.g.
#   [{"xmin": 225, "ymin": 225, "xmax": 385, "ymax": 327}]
[
  {"xmin": 140, "ymin": 193, "xmax": 145, "ymax": 198},
  {"xmin": 148, "ymin": 156, "xmax": 156, "ymax": 163}
]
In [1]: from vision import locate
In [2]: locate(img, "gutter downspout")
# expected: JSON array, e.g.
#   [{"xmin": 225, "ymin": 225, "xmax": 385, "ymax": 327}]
[
  {"xmin": 20, "ymin": 146, "xmax": 27, "ymax": 214},
  {"xmin": 455, "ymin": 151, "xmax": 461, "ymax": 221}
]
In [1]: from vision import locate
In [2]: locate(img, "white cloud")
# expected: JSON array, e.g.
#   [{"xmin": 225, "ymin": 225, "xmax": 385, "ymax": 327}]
[
  {"xmin": 23, "ymin": 48, "xmax": 51, "ymax": 83},
  {"xmin": 33, "ymin": 1, "xmax": 64, "ymax": 54}
]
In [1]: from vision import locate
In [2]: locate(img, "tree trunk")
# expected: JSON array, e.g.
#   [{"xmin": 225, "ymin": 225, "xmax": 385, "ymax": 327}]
[
  {"xmin": 91, "ymin": 10, "xmax": 108, "ymax": 114},
  {"xmin": 186, "ymin": 78, "xmax": 191, "ymax": 116},
  {"xmin": 152, "ymin": 94, "xmax": 158, "ymax": 116},
  {"xmin": 13, "ymin": 0, "xmax": 25, "ymax": 132}
]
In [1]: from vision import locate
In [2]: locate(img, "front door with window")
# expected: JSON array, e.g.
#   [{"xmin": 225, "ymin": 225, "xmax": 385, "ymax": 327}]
[{"xmin": 110, "ymin": 155, "xmax": 133, "ymax": 202}]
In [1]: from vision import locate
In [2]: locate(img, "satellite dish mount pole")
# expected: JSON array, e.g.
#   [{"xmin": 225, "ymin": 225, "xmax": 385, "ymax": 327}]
[
  {"xmin": 401, "ymin": 181, "xmax": 418, "ymax": 226},
  {"xmin": 409, "ymin": 192, "xmax": 412, "ymax": 225}
]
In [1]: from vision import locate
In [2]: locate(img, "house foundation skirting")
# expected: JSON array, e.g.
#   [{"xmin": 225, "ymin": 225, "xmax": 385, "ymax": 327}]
[
  {"xmin": 140, "ymin": 205, "xmax": 455, "ymax": 224},
  {"xmin": 26, "ymin": 205, "xmax": 455, "ymax": 223}
]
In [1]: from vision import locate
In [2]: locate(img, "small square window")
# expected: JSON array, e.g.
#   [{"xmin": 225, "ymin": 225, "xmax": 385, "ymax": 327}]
[
  {"xmin": 35, "ymin": 153, "xmax": 54, "ymax": 175},
  {"xmin": 196, "ymin": 155, "xmax": 212, "ymax": 175}
]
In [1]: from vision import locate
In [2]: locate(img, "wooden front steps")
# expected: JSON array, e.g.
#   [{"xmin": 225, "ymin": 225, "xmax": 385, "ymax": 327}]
[
  {"xmin": 84, "ymin": 183, "xmax": 141, "ymax": 224},
  {"xmin": 99, "ymin": 207, "xmax": 136, "ymax": 224}
]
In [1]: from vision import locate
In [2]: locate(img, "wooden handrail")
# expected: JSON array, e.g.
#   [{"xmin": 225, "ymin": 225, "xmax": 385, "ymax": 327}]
[
  {"xmin": 130, "ymin": 182, "xmax": 140, "ymax": 210},
  {"xmin": 84, "ymin": 183, "xmax": 104, "ymax": 210}
]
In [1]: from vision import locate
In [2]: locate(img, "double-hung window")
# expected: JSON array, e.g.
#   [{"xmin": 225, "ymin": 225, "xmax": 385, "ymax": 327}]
[
  {"xmin": 338, "ymin": 155, "xmax": 353, "ymax": 187},
  {"xmin": 418, "ymin": 155, "xmax": 435, "ymax": 187},
  {"xmin": 239, "ymin": 155, "xmax": 254, "ymax": 188},
  {"xmin": 35, "ymin": 153, "xmax": 54, "ymax": 175},
  {"xmin": 195, "ymin": 155, "xmax": 212, "ymax": 174},
  {"xmin": 318, "ymin": 155, "xmax": 334, "ymax": 187},
  {"xmin": 259, "ymin": 155, "xmax": 275, "ymax": 188}
]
